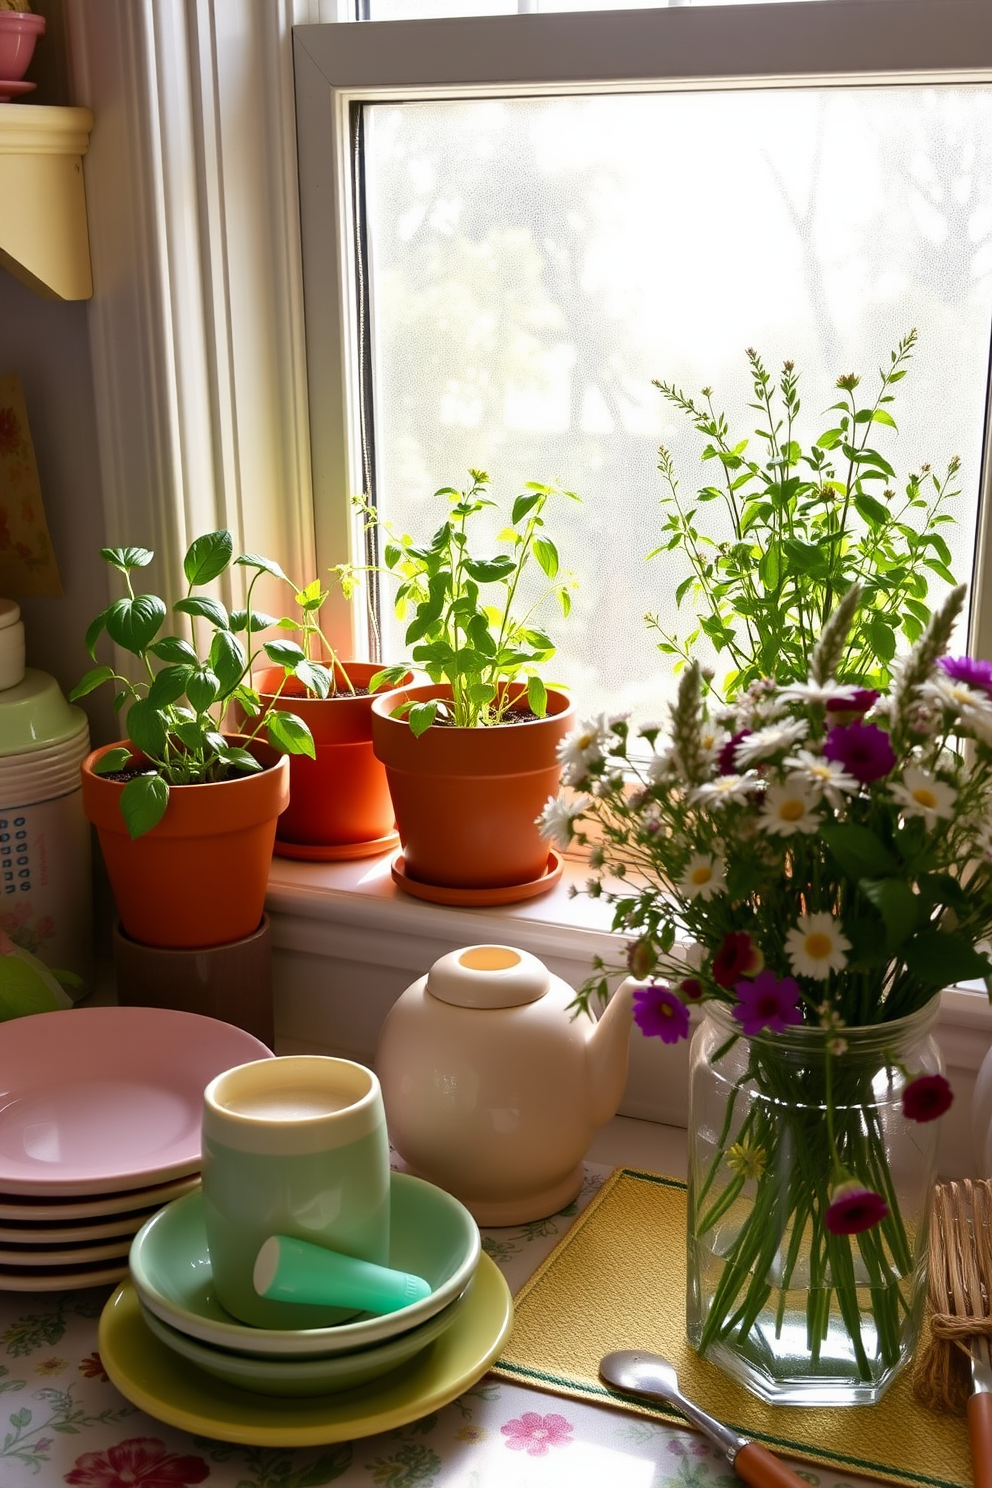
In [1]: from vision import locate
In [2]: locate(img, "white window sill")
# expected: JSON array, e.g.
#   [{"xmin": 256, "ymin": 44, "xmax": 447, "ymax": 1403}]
[{"xmin": 265, "ymin": 852, "xmax": 992, "ymax": 1180}]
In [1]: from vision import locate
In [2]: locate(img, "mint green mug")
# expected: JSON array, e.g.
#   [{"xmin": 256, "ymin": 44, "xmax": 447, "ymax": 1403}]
[{"xmin": 201, "ymin": 1055, "xmax": 390, "ymax": 1328}]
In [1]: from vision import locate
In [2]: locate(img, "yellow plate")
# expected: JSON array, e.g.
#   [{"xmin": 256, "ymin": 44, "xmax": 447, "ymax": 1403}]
[{"xmin": 98, "ymin": 1251, "xmax": 512, "ymax": 1446}]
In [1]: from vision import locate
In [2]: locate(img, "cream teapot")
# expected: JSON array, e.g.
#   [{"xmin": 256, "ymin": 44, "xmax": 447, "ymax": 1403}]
[{"xmin": 374, "ymin": 944, "xmax": 634, "ymax": 1224}]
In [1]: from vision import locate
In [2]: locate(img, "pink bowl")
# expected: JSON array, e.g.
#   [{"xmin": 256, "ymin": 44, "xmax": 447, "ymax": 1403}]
[{"xmin": 0, "ymin": 13, "xmax": 45, "ymax": 84}]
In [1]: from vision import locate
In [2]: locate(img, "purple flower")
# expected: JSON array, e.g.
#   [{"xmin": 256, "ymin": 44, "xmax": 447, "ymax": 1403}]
[
  {"xmin": 718, "ymin": 730, "xmax": 751, "ymax": 774},
  {"xmin": 822, "ymin": 721, "xmax": 896, "ymax": 784},
  {"xmin": 825, "ymin": 1180, "xmax": 889, "ymax": 1235},
  {"xmin": 939, "ymin": 655, "xmax": 992, "ymax": 695},
  {"xmin": 632, "ymin": 984, "xmax": 690, "ymax": 1044},
  {"xmin": 902, "ymin": 1073, "xmax": 954, "ymax": 1123},
  {"xmin": 732, "ymin": 969, "xmax": 803, "ymax": 1036}
]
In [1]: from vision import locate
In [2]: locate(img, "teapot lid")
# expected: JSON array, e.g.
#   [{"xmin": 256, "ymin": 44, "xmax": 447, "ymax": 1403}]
[{"xmin": 426, "ymin": 945, "xmax": 550, "ymax": 1009}]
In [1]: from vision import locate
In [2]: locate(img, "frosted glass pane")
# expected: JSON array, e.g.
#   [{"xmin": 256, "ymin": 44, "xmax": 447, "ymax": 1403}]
[{"xmin": 363, "ymin": 88, "xmax": 992, "ymax": 718}]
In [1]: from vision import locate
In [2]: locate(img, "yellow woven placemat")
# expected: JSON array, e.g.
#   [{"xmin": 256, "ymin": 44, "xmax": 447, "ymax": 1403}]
[{"xmin": 492, "ymin": 1167, "xmax": 971, "ymax": 1488}]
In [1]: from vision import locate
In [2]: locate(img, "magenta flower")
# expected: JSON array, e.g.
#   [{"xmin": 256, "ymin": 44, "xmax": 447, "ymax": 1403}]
[
  {"xmin": 825, "ymin": 1179, "xmax": 889, "ymax": 1235},
  {"xmin": 822, "ymin": 721, "xmax": 896, "ymax": 784},
  {"xmin": 632, "ymin": 984, "xmax": 690, "ymax": 1044},
  {"xmin": 732, "ymin": 969, "xmax": 803, "ymax": 1036},
  {"xmin": 825, "ymin": 688, "xmax": 879, "ymax": 719},
  {"xmin": 712, "ymin": 931, "xmax": 763, "ymax": 988},
  {"xmin": 501, "ymin": 1412, "xmax": 574, "ymax": 1456},
  {"xmin": 718, "ymin": 729, "xmax": 751, "ymax": 773},
  {"xmin": 939, "ymin": 655, "xmax": 992, "ymax": 695},
  {"xmin": 902, "ymin": 1072, "xmax": 954, "ymax": 1123}
]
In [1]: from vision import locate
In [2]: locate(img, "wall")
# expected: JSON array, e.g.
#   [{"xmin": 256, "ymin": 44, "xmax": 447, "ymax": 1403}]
[{"xmin": 0, "ymin": 271, "xmax": 108, "ymax": 718}]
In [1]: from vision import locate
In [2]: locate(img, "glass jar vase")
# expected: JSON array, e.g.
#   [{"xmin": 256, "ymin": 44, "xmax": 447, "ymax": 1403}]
[{"xmin": 686, "ymin": 997, "xmax": 943, "ymax": 1406}]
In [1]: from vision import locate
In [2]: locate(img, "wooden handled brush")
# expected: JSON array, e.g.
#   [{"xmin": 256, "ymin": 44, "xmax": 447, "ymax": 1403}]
[{"xmin": 917, "ymin": 1180, "xmax": 992, "ymax": 1487}]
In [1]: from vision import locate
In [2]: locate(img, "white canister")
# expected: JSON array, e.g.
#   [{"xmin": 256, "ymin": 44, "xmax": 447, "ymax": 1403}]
[{"xmin": 0, "ymin": 670, "xmax": 94, "ymax": 997}]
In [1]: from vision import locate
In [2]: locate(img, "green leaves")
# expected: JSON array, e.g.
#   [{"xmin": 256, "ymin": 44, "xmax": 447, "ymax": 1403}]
[
  {"xmin": 266, "ymin": 710, "xmax": 315, "ymax": 757},
  {"xmin": 651, "ymin": 331, "xmax": 960, "ymax": 697},
  {"xmin": 104, "ymin": 595, "xmax": 166, "ymax": 655},
  {"xmin": 120, "ymin": 774, "xmax": 169, "ymax": 838},
  {"xmin": 821, "ymin": 823, "xmax": 898, "ymax": 880},
  {"xmin": 183, "ymin": 530, "xmax": 233, "ymax": 587},
  {"xmin": 74, "ymin": 533, "xmax": 322, "ymax": 835},
  {"xmin": 376, "ymin": 470, "xmax": 577, "ymax": 730},
  {"xmin": 902, "ymin": 933, "xmax": 992, "ymax": 987}
]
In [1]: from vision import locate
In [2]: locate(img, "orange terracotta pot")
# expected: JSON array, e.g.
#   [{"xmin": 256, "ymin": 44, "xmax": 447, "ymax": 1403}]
[
  {"xmin": 254, "ymin": 664, "xmax": 411, "ymax": 851},
  {"xmin": 80, "ymin": 738, "xmax": 289, "ymax": 950},
  {"xmin": 370, "ymin": 683, "xmax": 573, "ymax": 891}
]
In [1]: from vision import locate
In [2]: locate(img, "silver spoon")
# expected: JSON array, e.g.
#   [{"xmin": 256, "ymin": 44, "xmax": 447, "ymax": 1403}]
[{"xmin": 599, "ymin": 1350, "xmax": 810, "ymax": 1488}]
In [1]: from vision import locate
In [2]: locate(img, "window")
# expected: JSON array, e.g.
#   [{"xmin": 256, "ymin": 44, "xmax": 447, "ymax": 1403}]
[{"xmin": 295, "ymin": 0, "xmax": 992, "ymax": 716}]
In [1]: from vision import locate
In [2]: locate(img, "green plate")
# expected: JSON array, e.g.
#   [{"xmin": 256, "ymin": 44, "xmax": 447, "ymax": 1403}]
[
  {"xmin": 129, "ymin": 1172, "xmax": 480, "ymax": 1356},
  {"xmin": 136, "ymin": 1286, "xmax": 468, "ymax": 1396},
  {"xmin": 99, "ymin": 1252, "xmax": 512, "ymax": 1446}
]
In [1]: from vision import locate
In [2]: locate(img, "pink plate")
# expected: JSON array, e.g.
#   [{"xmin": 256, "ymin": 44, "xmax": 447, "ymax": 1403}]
[
  {"xmin": 0, "ymin": 80, "xmax": 36, "ymax": 102},
  {"xmin": 0, "ymin": 1007, "xmax": 271, "ymax": 1196}
]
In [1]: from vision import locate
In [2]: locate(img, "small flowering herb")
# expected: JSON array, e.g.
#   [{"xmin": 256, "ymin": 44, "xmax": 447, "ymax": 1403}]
[
  {"xmin": 647, "ymin": 330, "xmax": 961, "ymax": 697},
  {"xmin": 712, "ymin": 932, "xmax": 763, "ymax": 989},
  {"xmin": 902, "ymin": 1072, "xmax": 954, "ymax": 1122},
  {"xmin": 731, "ymin": 970, "xmax": 802, "ymax": 1036},
  {"xmin": 632, "ymin": 984, "xmax": 691, "ymax": 1045},
  {"xmin": 822, "ymin": 721, "xmax": 897, "ymax": 784},
  {"xmin": 939, "ymin": 655, "xmax": 992, "ymax": 694},
  {"xmin": 826, "ymin": 1179, "xmax": 890, "ymax": 1236}
]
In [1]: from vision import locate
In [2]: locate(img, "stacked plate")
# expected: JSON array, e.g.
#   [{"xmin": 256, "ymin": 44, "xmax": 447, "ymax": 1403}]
[
  {"xmin": 125, "ymin": 1171, "xmax": 486, "ymax": 1397},
  {"xmin": 0, "ymin": 1005, "xmax": 272, "ymax": 1290}
]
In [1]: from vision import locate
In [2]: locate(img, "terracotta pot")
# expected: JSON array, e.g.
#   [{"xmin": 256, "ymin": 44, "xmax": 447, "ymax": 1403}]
[
  {"xmin": 254, "ymin": 664, "xmax": 411, "ymax": 852},
  {"xmin": 370, "ymin": 683, "xmax": 573, "ymax": 890},
  {"xmin": 80, "ymin": 739, "xmax": 289, "ymax": 950}
]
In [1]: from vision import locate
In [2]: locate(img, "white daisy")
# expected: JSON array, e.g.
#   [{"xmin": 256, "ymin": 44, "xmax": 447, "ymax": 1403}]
[
  {"xmin": 923, "ymin": 676, "xmax": 992, "ymax": 745},
  {"xmin": 734, "ymin": 717, "xmax": 809, "ymax": 765},
  {"xmin": 646, "ymin": 747, "xmax": 676, "ymax": 783},
  {"xmin": 785, "ymin": 912, "xmax": 852, "ymax": 980},
  {"xmin": 778, "ymin": 679, "xmax": 861, "ymax": 706},
  {"xmin": 759, "ymin": 779, "xmax": 822, "ymax": 837},
  {"xmin": 679, "ymin": 852, "xmax": 727, "ymax": 901},
  {"xmin": 536, "ymin": 794, "xmax": 590, "ymax": 848},
  {"xmin": 889, "ymin": 767, "xmax": 957, "ymax": 829},
  {"xmin": 783, "ymin": 749, "xmax": 861, "ymax": 808},
  {"xmin": 698, "ymin": 724, "xmax": 731, "ymax": 768},
  {"xmin": 557, "ymin": 713, "xmax": 625, "ymax": 784},
  {"xmin": 690, "ymin": 771, "xmax": 762, "ymax": 810}
]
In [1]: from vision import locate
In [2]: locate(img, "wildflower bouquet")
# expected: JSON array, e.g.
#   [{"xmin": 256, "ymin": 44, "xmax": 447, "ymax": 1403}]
[{"xmin": 541, "ymin": 583, "xmax": 992, "ymax": 1401}]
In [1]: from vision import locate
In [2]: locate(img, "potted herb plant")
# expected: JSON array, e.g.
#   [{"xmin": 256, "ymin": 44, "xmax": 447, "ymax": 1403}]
[
  {"xmin": 368, "ymin": 469, "xmax": 578, "ymax": 903},
  {"xmin": 247, "ymin": 565, "xmax": 410, "ymax": 859},
  {"xmin": 72, "ymin": 532, "xmax": 318, "ymax": 949}
]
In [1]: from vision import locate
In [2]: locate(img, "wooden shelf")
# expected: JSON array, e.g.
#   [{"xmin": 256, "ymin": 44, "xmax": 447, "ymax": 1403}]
[{"xmin": 0, "ymin": 104, "xmax": 94, "ymax": 301}]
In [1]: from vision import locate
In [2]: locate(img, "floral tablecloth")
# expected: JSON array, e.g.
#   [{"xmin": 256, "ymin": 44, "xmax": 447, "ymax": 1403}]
[{"xmin": 0, "ymin": 1166, "xmax": 884, "ymax": 1488}]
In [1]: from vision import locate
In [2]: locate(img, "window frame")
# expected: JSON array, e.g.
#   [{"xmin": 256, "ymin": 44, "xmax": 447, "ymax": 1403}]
[{"xmin": 294, "ymin": 0, "xmax": 992, "ymax": 663}]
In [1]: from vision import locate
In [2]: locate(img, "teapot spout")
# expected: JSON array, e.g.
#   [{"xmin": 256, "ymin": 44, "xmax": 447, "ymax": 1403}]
[{"xmin": 587, "ymin": 976, "xmax": 635, "ymax": 1130}]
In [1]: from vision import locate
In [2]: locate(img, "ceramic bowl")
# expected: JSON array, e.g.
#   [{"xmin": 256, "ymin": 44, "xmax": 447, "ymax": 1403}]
[
  {"xmin": 137, "ymin": 1283, "xmax": 468, "ymax": 1396},
  {"xmin": 0, "ymin": 12, "xmax": 45, "ymax": 84},
  {"xmin": 130, "ymin": 1170, "xmax": 480, "ymax": 1357}
]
